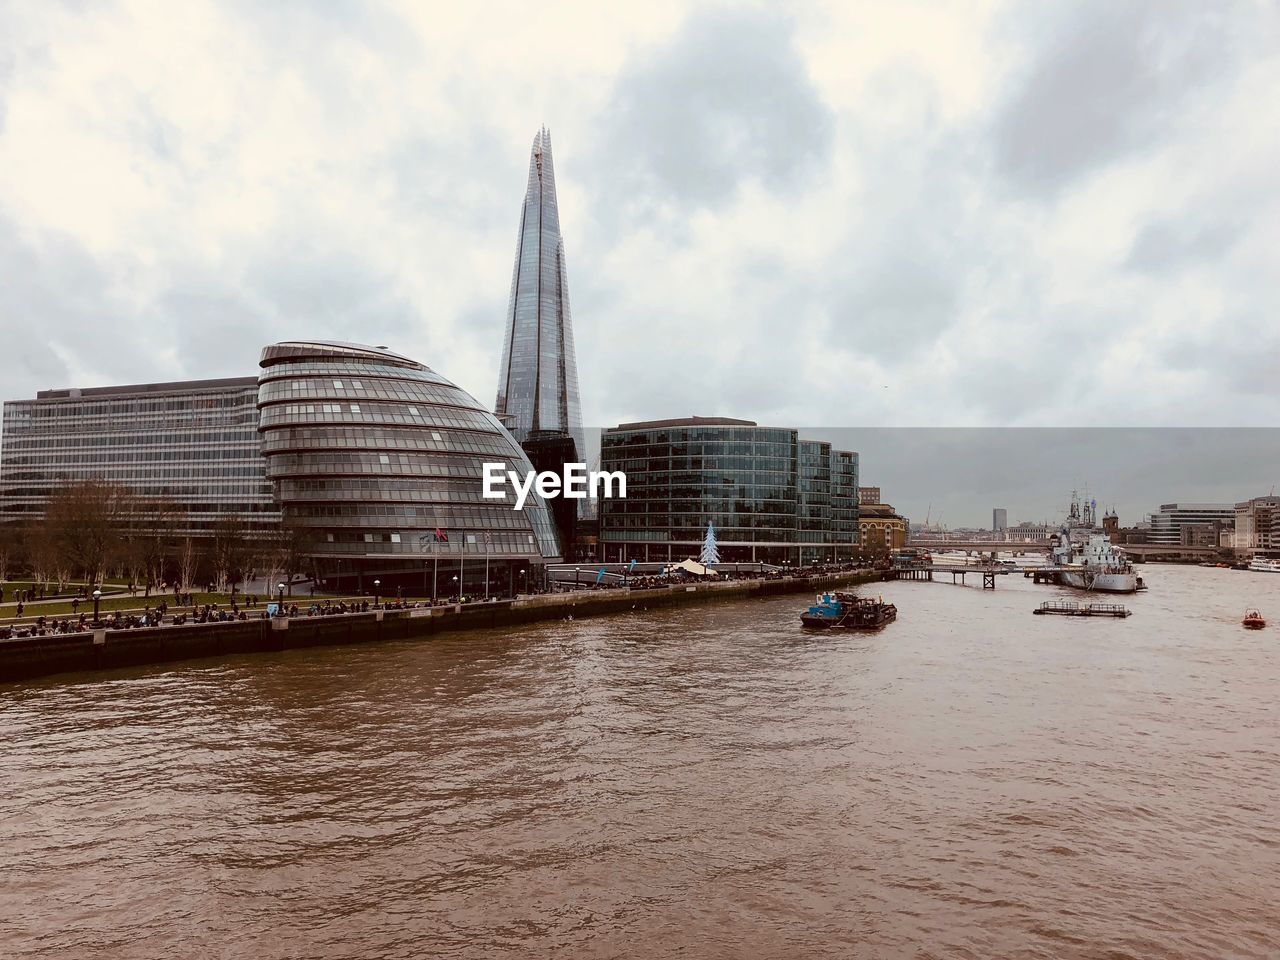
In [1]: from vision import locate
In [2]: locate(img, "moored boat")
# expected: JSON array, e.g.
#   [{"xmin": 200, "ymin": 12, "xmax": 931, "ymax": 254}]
[
  {"xmin": 1243, "ymin": 609, "xmax": 1266, "ymax": 629},
  {"xmin": 1247, "ymin": 557, "xmax": 1280, "ymax": 573},
  {"xmin": 801, "ymin": 592, "xmax": 897, "ymax": 630},
  {"xmin": 1051, "ymin": 531, "xmax": 1139, "ymax": 593}
]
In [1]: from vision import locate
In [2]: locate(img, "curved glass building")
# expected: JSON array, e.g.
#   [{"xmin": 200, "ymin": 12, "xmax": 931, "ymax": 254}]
[{"xmin": 258, "ymin": 341, "xmax": 561, "ymax": 597}]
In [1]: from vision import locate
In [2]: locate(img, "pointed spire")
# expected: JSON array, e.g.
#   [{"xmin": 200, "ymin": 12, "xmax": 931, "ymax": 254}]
[{"xmin": 494, "ymin": 128, "xmax": 584, "ymax": 459}]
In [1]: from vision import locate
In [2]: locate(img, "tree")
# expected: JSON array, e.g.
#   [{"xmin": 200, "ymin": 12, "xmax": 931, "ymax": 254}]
[
  {"xmin": 700, "ymin": 521, "xmax": 720, "ymax": 566},
  {"xmin": 0, "ymin": 522, "xmax": 19, "ymax": 583},
  {"xmin": 277, "ymin": 515, "xmax": 314, "ymax": 596},
  {"xmin": 212, "ymin": 515, "xmax": 252, "ymax": 594},
  {"xmin": 177, "ymin": 536, "xmax": 198, "ymax": 593},
  {"xmin": 45, "ymin": 479, "xmax": 130, "ymax": 586}
]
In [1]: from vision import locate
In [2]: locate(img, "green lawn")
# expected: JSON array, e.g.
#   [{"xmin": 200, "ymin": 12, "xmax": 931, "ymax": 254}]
[
  {"xmin": 0, "ymin": 591, "xmax": 423, "ymax": 621},
  {"xmin": 1, "ymin": 592, "xmax": 244, "ymax": 620}
]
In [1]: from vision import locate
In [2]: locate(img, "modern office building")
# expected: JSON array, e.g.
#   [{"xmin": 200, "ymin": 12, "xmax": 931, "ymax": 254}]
[
  {"xmin": 0, "ymin": 377, "xmax": 277, "ymax": 534},
  {"xmin": 1145, "ymin": 503, "xmax": 1236, "ymax": 545},
  {"xmin": 1233, "ymin": 496, "xmax": 1280, "ymax": 554},
  {"xmin": 993, "ymin": 507, "xmax": 1008, "ymax": 532},
  {"xmin": 597, "ymin": 417, "xmax": 858, "ymax": 564},
  {"xmin": 493, "ymin": 127, "xmax": 585, "ymax": 461},
  {"xmin": 257, "ymin": 341, "xmax": 562, "ymax": 597}
]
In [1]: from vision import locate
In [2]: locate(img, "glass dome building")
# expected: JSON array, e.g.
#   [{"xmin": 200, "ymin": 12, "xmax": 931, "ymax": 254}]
[{"xmin": 257, "ymin": 341, "xmax": 562, "ymax": 597}]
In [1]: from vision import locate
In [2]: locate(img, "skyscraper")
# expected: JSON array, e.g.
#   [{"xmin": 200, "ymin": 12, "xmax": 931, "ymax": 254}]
[{"xmin": 494, "ymin": 127, "xmax": 585, "ymax": 460}]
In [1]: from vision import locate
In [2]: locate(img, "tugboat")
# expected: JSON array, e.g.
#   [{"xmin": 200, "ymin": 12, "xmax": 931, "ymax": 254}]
[
  {"xmin": 1243, "ymin": 608, "xmax": 1266, "ymax": 630},
  {"xmin": 801, "ymin": 592, "xmax": 897, "ymax": 630}
]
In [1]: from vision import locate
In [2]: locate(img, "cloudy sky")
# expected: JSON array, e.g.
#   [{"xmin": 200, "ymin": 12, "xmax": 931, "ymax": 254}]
[{"xmin": 2, "ymin": 1, "xmax": 1278, "ymax": 446}]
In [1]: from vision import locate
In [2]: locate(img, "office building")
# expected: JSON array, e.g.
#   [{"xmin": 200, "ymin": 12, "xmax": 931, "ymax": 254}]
[
  {"xmin": 493, "ymin": 127, "xmax": 585, "ymax": 461},
  {"xmin": 257, "ymin": 341, "xmax": 562, "ymax": 597},
  {"xmin": 1234, "ymin": 496, "xmax": 1280, "ymax": 554},
  {"xmin": 858, "ymin": 486, "xmax": 881, "ymax": 505},
  {"xmin": 993, "ymin": 507, "xmax": 1007, "ymax": 532},
  {"xmin": 1, "ymin": 377, "xmax": 277, "ymax": 534},
  {"xmin": 597, "ymin": 417, "xmax": 858, "ymax": 564},
  {"xmin": 1145, "ymin": 503, "xmax": 1236, "ymax": 545}
]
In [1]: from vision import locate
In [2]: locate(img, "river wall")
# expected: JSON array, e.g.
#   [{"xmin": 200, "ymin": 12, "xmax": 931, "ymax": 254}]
[{"xmin": 1, "ymin": 571, "xmax": 882, "ymax": 684}]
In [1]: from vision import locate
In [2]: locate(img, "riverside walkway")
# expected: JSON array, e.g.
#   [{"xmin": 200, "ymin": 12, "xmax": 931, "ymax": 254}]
[{"xmin": 1, "ymin": 569, "xmax": 883, "ymax": 683}]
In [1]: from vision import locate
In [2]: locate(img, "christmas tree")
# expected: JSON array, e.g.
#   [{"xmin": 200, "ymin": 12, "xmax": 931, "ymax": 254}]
[{"xmin": 700, "ymin": 521, "xmax": 720, "ymax": 565}]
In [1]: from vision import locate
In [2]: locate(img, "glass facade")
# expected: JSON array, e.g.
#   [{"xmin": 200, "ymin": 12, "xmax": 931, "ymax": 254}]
[
  {"xmin": 494, "ymin": 127, "xmax": 585, "ymax": 460},
  {"xmin": 597, "ymin": 418, "xmax": 859, "ymax": 564},
  {"xmin": 259, "ymin": 341, "xmax": 562, "ymax": 596},
  {"xmin": 0, "ymin": 377, "xmax": 278, "ymax": 534}
]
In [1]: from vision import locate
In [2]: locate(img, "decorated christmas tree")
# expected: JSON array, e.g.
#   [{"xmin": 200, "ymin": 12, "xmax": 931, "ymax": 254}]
[{"xmin": 700, "ymin": 521, "xmax": 720, "ymax": 565}]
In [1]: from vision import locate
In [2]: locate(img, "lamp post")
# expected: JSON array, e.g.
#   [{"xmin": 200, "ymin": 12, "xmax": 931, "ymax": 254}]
[
  {"xmin": 575, "ymin": 566, "xmax": 581, "ymax": 591},
  {"xmin": 374, "ymin": 579, "xmax": 381, "ymax": 608},
  {"xmin": 277, "ymin": 582, "xmax": 285, "ymax": 615},
  {"xmin": 92, "ymin": 588, "xmax": 102, "ymax": 625},
  {"xmin": 518, "ymin": 568, "xmax": 526, "ymax": 598},
  {"xmin": 451, "ymin": 575, "xmax": 458, "ymax": 601}
]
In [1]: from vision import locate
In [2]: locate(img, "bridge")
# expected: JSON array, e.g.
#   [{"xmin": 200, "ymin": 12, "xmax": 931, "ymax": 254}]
[
  {"xmin": 907, "ymin": 539, "xmax": 1226, "ymax": 562},
  {"xmin": 907, "ymin": 539, "xmax": 1050, "ymax": 553}
]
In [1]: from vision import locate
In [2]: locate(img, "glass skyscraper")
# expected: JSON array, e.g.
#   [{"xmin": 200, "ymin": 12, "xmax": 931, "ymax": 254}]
[{"xmin": 494, "ymin": 127, "xmax": 585, "ymax": 460}]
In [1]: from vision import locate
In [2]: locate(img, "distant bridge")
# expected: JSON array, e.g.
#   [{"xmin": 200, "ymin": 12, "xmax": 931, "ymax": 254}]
[
  {"xmin": 907, "ymin": 539, "xmax": 1224, "ymax": 560},
  {"xmin": 907, "ymin": 539, "xmax": 1051, "ymax": 553}
]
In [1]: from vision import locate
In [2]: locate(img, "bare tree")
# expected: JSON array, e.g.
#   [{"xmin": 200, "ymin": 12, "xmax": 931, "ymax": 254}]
[
  {"xmin": 277, "ymin": 515, "xmax": 314, "ymax": 596},
  {"xmin": 0, "ymin": 522, "xmax": 19, "ymax": 583},
  {"xmin": 45, "ymin": 480, "xmax": 130, "ymax": 586},
  {"xmin": 177, "ymin": 536, "xmax": 198, "ymax": 593},
  {"xmin": 212, "ymin": 515, "xmax": 252, "ymax": 595}
]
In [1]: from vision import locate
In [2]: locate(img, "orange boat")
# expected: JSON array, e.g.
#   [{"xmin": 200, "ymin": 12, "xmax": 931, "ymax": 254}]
[{"xmin": 1242, "ymin": 609, "xmax": 1266, "ymax": 630}]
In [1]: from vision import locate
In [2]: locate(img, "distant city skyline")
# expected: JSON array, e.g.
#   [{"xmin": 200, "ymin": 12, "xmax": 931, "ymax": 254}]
[{"xmin": 2, "ymin": 3, "xmax": 1279, "ymax": 431}]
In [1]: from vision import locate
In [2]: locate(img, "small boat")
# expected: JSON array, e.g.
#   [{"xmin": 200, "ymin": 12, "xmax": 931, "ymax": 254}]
[
  {"xmin": 1243, "ymin": 609, "xmax": 1266, "ymax": 629},
  {"xmin": 801, "ymin": 592, "xmax": 897, "ymax": 630}
]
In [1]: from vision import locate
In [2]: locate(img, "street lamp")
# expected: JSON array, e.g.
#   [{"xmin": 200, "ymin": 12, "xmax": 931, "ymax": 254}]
[
  {"xmin": 277, "ymin": 582, "xmax": 285, "ymax": 614},
  {"xmin": 451, "ymin": 575, "xmax": 458, "ymax": 600},
  {"xmin": 374, "ymin": 579, "xmax": 381, "ymax": 608},
  {"xmin": 92, "ymin": 588, "xmax": 102, "ymax": 625},
  {"xmin": 575, "ymin": 566, "xmax": 581, "ymax": 591}
]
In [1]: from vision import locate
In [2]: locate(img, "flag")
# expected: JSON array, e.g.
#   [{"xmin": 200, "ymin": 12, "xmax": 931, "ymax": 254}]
[
  {"xmin": 434, "ymin": 528, "xmax": 448, "ymax": 543},
  {"xmin": 628, "ymin": 559, "xmax": 637, "ymax": 573},
  {"xmin": 595, "ymin": 567, "xmax": 606, "ymax": 585}
]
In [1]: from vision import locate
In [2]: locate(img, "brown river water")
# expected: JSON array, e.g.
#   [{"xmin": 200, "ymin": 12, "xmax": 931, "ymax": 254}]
[{"xmin": 2, "ymin": 565, "xmax": 1278, "ymax": 959}]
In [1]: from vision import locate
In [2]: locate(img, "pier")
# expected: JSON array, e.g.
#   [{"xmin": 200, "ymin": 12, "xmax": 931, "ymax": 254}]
[
  {"xmin": 1033, "ymin": 600, "xmax": 1132, "ymax": 618},
  {"xmin": 886, "ymin": 562, "xmax": 1047, "ymax": 589}
]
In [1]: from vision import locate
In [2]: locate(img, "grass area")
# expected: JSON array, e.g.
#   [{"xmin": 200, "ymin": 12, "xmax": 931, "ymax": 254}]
[
  {"xmin": 1, "ymin": 580, "xmax": 129, "ymax": 598},
  {"xmin": 1, "ymin": 592, "xmax": 242, "ymax": 620},
  {"xmin": 0, "ymin": 591, "xmax": 419, "ymax": 621}
]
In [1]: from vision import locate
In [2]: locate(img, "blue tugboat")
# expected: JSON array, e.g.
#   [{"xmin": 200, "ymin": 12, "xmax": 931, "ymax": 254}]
[{"xmin": 801, "ymin": 592, "xmax": 897, "ymax": 630}]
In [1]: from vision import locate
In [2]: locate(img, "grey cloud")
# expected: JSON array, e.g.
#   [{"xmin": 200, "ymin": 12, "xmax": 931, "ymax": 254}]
[
  {"xmin": 991, "ymin": 2, "xmax": 1242, "ymax": 194},
  {"xmin": 1125, "ymin": 217, "xmax": 1243, "ymax": 273},
  {"xmin": 592, "ymin": 6, "xmax": 833, "ymax": 216}
]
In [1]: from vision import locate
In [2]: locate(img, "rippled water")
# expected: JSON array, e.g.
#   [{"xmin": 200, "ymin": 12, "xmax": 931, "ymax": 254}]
[{"xmin": 2, "ymin": 566, "xmax": 1278, "ymax": 959}]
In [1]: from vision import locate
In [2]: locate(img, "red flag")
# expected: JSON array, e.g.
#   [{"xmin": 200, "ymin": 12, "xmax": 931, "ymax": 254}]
[{"xmin": 435, "ymin": 528, "xmax": 449, "ymax": 543}]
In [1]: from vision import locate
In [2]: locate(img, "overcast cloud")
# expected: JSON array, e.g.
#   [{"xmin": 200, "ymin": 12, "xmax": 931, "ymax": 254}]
[{"xmin": 2, "ymin": 0, "xmax": 1278, "ymax": 444}]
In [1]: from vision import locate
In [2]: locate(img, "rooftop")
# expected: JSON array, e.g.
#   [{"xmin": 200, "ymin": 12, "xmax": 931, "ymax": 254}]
[
  {"xmin": 30, "ymin": 377, "xmax": 260, "ymax": 401},
  {"xmin": 612, "ymin": 416, "xmax": 759, "ymax": 431}
]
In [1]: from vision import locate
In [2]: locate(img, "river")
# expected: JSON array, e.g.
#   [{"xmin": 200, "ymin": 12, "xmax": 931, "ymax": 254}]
[{"xmin": 2, "ymin": 565, "xmax": 1277, "ymax": 958}]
